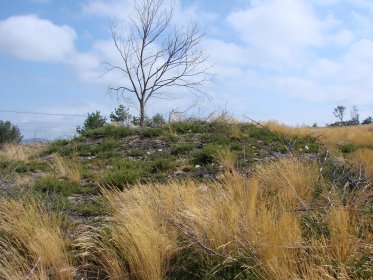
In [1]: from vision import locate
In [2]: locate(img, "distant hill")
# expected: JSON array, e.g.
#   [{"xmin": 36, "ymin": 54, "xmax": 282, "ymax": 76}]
[{"xmin": 21, "ymin": 138, "xmax": 48, "ymax": 144}]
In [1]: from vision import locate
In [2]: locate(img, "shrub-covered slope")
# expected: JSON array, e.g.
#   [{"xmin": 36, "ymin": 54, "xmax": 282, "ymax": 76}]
[{"xmin": 0, "ymin": 121, "xmax": 372, "ymax": 279}]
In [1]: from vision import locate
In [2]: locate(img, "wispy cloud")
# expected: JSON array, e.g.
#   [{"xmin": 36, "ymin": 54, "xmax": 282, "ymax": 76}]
[{"xmin": 0, "ymin": 15, "xmax": 76, "ymax": 62}]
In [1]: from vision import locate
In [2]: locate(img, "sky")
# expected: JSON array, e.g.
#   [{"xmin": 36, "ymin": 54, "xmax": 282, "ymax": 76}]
[{"xmin": 0, "ymin": 0, "xmax": 372, "ymax": 139}]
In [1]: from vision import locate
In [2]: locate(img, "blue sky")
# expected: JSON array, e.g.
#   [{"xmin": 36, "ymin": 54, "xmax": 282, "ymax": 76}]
[{"xmin": 0, "ymin": 0, "xmax": 372, "ymax": 139}]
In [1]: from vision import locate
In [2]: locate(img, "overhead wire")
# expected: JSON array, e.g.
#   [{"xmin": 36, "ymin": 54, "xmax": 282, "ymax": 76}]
[{"xmin": 0, "ymin": 109, "xmax": 86, "ymax": 117}]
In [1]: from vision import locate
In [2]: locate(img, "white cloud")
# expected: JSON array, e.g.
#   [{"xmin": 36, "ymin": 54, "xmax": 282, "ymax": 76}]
[
  {"xmin": 82, "ymin": 0, "xmax": 131, "ymax": 21},
  {"xmin": 274, "ymin": 39, "xmax": 373, "ymax": 104},
  {"xmin": 204, "ymin": 39, "xmax": 253, "ymax": 67},
  {"xmin": 0, "ymin": 15, "xmax": 76, "ymax": 62},
  {"xmin": 82, "ymin": 0, "xmax": 217, "ymax": 27},
  {"xmin": 227, "ymin": 0, "xmax": 323, "ymax": 65},
  {"xmin": 328, "ymin": 29, "xmax": 354, "ymax": 46}
]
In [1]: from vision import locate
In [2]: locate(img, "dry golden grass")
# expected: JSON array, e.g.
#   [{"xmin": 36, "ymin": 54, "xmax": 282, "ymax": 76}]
[
  {"xmin": 51, "ymin": 153, "xmax": 81, "ymax": 184},
  {"xmin": 327, "ymin": 206, "xmax": 357, "ymax": 264},
  {"xmin": 349, "ymin": 148, "xmax": 373, "ymax": 176},
  {"xmin": 0, "ymin": 143, "xmax": 45, "ymax": 162},
  {"xmin": 254, "ymin": 157, "xmax": 319, "ymax": 209},
  {"xmin": 79, "ymin": 186, "xmax": 180, "ymax": 280},
  {"xmin": 15, "ymin": 173, "xmax": 35, "ymax": 187},
  {"xmin": 83, "ymin": 156, "xmax": 370, "ymax": 279},
  {"xmin": 0, "ymin": 199, "xmax": 74, "ymax": 279},
  {"xmin": 264, "ymin": 120, "xmax": 373, "ymax": 148},
  {"xmin": 215, "ymin": 147, "xmax": 237, "ymax": 171}
]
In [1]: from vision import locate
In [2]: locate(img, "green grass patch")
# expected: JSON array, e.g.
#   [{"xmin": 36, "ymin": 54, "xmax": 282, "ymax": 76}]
[
  {"xmin": 32, "ymin": 177, "xmax": 89, "ymax": 197},
  {"xmin": 102, "ymin": 169, "xmax": 141, "ymax": 187},
  {"xmin": 83, "ymin": 125, "xmax": 133, "ymax": 139},
  {"xmin": 201, "ymin": 133, "xmax": 230, "ymax": 145},
  {"xmin": 40, "ymin": 139, "xmax": 71, "ymax": 156},
  {"xmin": 171, "ymin": 143, "xmax": 195, "ymax": 156},
  {"xmin": 29, "ymin": 177, "xmax": 93, "ymax": 210},
  {"xmin": 170, "ymin": 121, "xmax": 207, "ymax": 134},
  {"xmin": 193, "ymin": 144, "xmax": 221, "ymax": 165},
  {"xmin": 126, "ymin": 149, "xmax": 146, "ymax": 157},
  {"xmin": 74, "ymin": 198, "xmax": 107, "ymax": 216},
  {"xmin": 13, "ymin": 161, "xmax": 49, "ymax": 173},
  {"xmin": 150, "ymin": 156, "xmax": 176, "ymax": 173},
  {"xmin": 141, "ymin": 127, "xmax": 163, "ymax": 138},
  {"xmin": 339, "ymin": 143, "xmax": 358, "ymax": 154}
]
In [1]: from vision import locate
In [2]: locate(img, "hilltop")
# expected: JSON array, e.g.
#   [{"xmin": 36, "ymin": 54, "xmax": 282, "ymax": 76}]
[{"xmin": 0, "ymin": 120, "xmax": 372, "ymax": 279}]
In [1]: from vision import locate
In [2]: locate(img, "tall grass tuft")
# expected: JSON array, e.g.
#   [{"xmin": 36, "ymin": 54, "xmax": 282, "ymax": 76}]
[
  {"xmin": 0, "ymin": 199, "xmax": 74, "ymax": 279},
  {"xmin": 0, "ymin": 143, "xmax": 45, "ymax": 162},
  {"xmin": 254, "ymin": 157, "xmax": 319, "ymax": 209},
  {"xmin": 349, "ymin": 147, "xmax": 373, "ymax": 175},
  {"xmin": 51, "ymin": 153, "xmax": 81, "ymax": 184},
  {"xmin": 264, "ymin": 120, "xmax": 373, "ymax": 148},
  {"xmin": 82, "ymin": 156, "xmax": 370, "ymax": 279}
]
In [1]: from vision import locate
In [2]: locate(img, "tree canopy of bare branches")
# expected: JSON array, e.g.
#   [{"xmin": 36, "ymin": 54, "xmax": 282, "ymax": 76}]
[{"xmin": 105, "ymin": 0, "xmax": 210, "ymax": 127}]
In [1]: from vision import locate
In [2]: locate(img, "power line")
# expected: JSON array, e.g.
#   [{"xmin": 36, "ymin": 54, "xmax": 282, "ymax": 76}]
[{"xmin": 0, "ymin": 109, "xmax": 86, "ymax": 117}]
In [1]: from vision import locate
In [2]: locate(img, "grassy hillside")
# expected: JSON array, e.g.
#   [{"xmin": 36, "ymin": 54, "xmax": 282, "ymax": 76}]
[{"xmin": 0, "ymin": 120, "xmax": 372, "ymax": 279}]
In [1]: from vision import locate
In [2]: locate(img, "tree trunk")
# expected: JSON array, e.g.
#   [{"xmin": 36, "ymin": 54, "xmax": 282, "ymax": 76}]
[{"xmin": 140, "ymin": 101, "xmax": 145, "ymax": 127}]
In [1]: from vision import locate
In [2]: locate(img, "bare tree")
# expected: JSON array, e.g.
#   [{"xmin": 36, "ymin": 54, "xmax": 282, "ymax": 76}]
[
  {"xmin": 104, "ymin": 0, "xmax": 210, "ymax": 127},
  {"xmin": 350, "ymin": 105, "xmax": 359, "ymax": 124},
  {"xmin": 333, "ymin": 105, "xmax": 346, "ymax": 123}
]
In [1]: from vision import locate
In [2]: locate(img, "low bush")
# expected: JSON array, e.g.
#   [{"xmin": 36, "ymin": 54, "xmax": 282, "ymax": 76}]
[
  {"xmin": 83, "ymin": 125, "xmax": 133, "ymax": 139},
  {"xmin": 14, "ymin": 161, "xmax": 48, "ymax": 173},
  {"xmin": 201, "ymin": 133, "xmax": 230, "ymax": 145},
  {"xmin": 77, "ymin": 111, "xmax": 107, "ymax": 134},
  {"xmin": 41, "ymin": 139, "xmax": 71, "ymax": 156},
  {"xmin": 170, "ymin": 121, "xmax": 207, "ymax": 134},
  {"xmin": 151, "ymin": 157, "xmax": 176, "ymax": 173},
  {"xmin": 102, "ymin": 169, "xmax": 140, "ymax": 187},
  {"xmin": 32, "ymin": 177, "xmax": 88, "ymax": 197},
  {"xmin": 339, "ymin": 143, "xmax": 358, "ymax": 154},
  {"xmin": 171, "ymin": 143, "xmax": 195, "ymax": 156},
  {"xmin": 141, "ymin": 128, "xmax": 163, "ymax": 138},
  {"xmin": 193, "ymin": 144, "xmax": 220, "ymax": 165},
  {"xmin": 0, "ymin": 120, "xmax": 22, "ymax": 145}
]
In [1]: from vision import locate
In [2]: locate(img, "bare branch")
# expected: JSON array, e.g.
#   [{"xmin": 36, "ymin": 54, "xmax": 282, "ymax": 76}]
[{"xmin": 101, "ymin": 0, "xmax": 211, "ymax": 127}]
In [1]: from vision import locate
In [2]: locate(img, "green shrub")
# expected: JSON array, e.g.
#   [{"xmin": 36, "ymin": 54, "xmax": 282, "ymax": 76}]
[
  {"xmin": 32, "ymin": 177, "xmax": 88, "ymax": 197},
  {"xmin": 230, "ymin": 142, "xmax": 243, "ymax": 151},
  {"xmin": 171, "ymin": 121, "xmax": 207, "ymax": 134},
  {"xmin": 148, "ymin": 113, "xmax": 166, "ymax": 127},
  {"xmin": 94, "ymin": 138, "xmax": 121, "ymax": 154},
  {"xmin": 0, "ymin": 120, "xmax": 22, "ymax": 145},
  {"xmin": 201, "ymin": 133, "xmax": 230, "ymax": 145},
  {"xmin": 40, "ymin": 139, "xmax": 71, "ymax": 156},
  {"xmin": 74, "ymin": 199, "xmax": 106, "ymax": 216},
  {"xmin": 171, "ymin": 143, "xmax": 194, "ymax": 156},
  {"xmin": 193, "ymin": 145, "xmax": 220, "ymax": 165},
  {"xmin": 102, "ymin": 169, "xmax": 140, "ymax": 187},
  {"xmin": 110, "ymin": 105, "xmax": 132, "ymax": 126},
  {"xmin": 83, "ymin": 125, "xmax": 133, "ymax": 139},
  {"xmin": 151, "ymin": 157, "xmax": 176, "ymax": 173},
  {"xmin": 14, "ymin": 161, "xmax": 48, "ymax": 173},
  {"xmin": 339, "ymin": 143, "xmax": 357, "ymax": 154},
  {"xmin": 77, "ymin": 111, "xmax": 107, "ymax": 134},
  {"xmin": 141, "ymin": 128, "xmax": 163, "ymax": 138},
  {"xmin": 30, "ymin": 177, "xmax": 91, "ymax": 210},
  {"xmin": 126, "ymin": 150, "xmax": 146, "ymax": 157}
]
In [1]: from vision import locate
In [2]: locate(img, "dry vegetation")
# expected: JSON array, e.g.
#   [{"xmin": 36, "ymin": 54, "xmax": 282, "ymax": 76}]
[
  {"xmin": 0, "ymin": 143, "xmax": 45, "ymax": 162},
  {"xmin": 0, "ymin": 121, "xmax": 371, "ymax": 279},
  {"xmin": 51, "ymin": 153, "xmax": 81, "ymax": 184},
  {"xmin": 77, "ymin": 156, "xmax": 371, "ymax": 280},
  {"xmin": 264, "ymin": 121, "xmax": 373, "ymax": 148},
  {"xmin": 265, "ymin": 121, "xmax": 373, "ymax": 176},
  {"xmin": 0, "ymin": 200, "xmax": 74, "ymax": 279}
]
